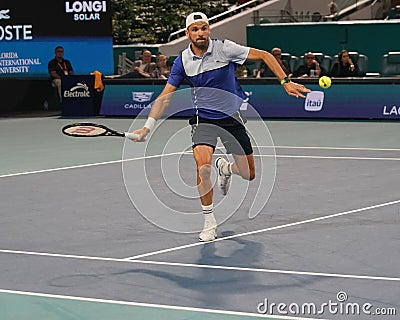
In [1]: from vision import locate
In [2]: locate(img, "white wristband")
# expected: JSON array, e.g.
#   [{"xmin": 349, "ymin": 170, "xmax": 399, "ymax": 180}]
[{"xmin": 144, "ymin": 117, "xmax": 156, "ymax": 131}]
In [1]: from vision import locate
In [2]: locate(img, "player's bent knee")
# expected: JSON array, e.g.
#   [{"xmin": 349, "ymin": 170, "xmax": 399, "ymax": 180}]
[
  {"xmin": 240, "ymin": 170, "xmax": 255, "ymax": 181},
  {"xmin": 198, "ymin": 164, "xmax": 212, "ymax": 180}
]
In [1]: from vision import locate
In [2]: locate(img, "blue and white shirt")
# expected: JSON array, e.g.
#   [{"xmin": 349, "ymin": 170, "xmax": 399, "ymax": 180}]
[{"xmin": 167, "ymin": 38, "xmax": 250, "ymax": 119}]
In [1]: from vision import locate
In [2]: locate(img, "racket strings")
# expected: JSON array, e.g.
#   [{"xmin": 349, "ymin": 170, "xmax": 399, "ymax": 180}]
[
  {"xmin": 63, "ymin": 124, "xmax": 109, "ymax": 137},
  {"xmin": 62, "ymin": 123, "xmax": 127, "ymax": 137}
]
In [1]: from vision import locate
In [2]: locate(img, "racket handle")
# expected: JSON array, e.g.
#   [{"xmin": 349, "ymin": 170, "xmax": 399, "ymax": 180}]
[{"xmin": 124, "ymin": 132, "xmax": 139, "ymax": 140}]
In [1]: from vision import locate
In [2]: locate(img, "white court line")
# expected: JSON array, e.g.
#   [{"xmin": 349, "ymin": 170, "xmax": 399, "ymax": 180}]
[
  {"xmin": 271, "ymin": 155, "xmax": 400, "ymax": 161},
  {"xmin": 2, "ymin": 146, "xmax": 400, "ymax": 179},
  {"xmin": 1, "ymin": 199, "xmax": 400, "ymax": 282},
  {"xmin": 0, "ymin": 159, "xmax": 123, "ymax": 178},
  {"xmin": 271, "ymin": 146, "xmax": 400, "ymax": 152},
  {"xmin": 0, "ymin": 289, "xmax": 328, "ymax": 320},
  {"xmin": 0, "ymin": 151, "xmax": 191, "ymax": 179},
  {"xmin": 124, "ymin": 199, "xmax": 400, "ymax": 260},
  {"xmin": 0, "ymin": 249, "xmax": 399, "ymax": 282}
]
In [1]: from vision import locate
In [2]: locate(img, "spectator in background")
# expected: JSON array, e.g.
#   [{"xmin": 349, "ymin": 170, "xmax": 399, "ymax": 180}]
[
  {"xmin": 133, "ymin": 49, "xmax": 155, "ymax": 77},
  {"xmin": 325, "ymin": 1, "xmax": 339, "ymax": 21},
  {"xmin": 330, "ymin": 49, "xmax": 359, "ymax": 77},
  {"xmin": 293, "ymin": 52, "xmax": 324, "ymax": 78},
  {"xmin": 329, "ymin": 1, "xmax": 339, "ymax": 15},
  {"xmin": 48, "ymin": 46, "xmax": 74, "ymax": 102},
  {"xmin": 118, "ymin": 49, "xmax": 156, "ymax": 78},
  {"xmin": 235, "ymin": 64, "xmax": 249, "ymax": 78},
  {"xmin": 256, "ymin": 47, "xmax": 291, "ymax": 78},
  {"xmin": 151, "ymin": 54, "xmax": 171, "ymax": 79},
  {"xmin": 156, "ymin": 51, "xmax": 163, "ymax": 59}
]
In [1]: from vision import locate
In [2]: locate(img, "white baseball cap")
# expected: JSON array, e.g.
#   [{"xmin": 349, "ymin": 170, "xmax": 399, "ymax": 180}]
[{"xmin": 186, "ymin": 12, "xmax": 209, "ymax": 29}]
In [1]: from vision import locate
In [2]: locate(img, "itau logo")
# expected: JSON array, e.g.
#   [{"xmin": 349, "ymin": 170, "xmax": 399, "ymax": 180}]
[
  {"xmin": 304, "ymin": 91, "xmax": 324, "ymax": 112},
  {"xmin": 0, "ymin": 9, "xmax": 10, "ymax": 19}
]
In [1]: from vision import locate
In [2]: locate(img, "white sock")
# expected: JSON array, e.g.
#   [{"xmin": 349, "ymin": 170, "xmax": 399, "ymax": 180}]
[{"xmin": 202, "ymin": 204, "xmax": 216, "ymax": 224}]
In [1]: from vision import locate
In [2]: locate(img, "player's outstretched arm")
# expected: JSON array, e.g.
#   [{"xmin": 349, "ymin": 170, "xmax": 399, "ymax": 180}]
[
  {"xmin": 247, "ymin": 48, "xmax": 311, "ymax": 98},
  {"xmin": 131, "ymin": 83, "xmax": 177, "ymax": 142}
]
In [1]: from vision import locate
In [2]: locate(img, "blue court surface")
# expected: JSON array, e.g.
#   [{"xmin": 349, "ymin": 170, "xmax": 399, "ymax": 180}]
[{"xmin": 0, "ymin": 116, "xmax": 399, "ymax": 320}]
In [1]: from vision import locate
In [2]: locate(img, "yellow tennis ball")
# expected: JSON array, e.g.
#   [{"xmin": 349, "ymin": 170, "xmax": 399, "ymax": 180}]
[{"xmin": 319, "ymin": 76, "xmax": 332, "ymax": 89}]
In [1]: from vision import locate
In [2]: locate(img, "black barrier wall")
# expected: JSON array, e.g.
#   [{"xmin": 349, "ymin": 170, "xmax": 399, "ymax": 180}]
[{"xmin": 0, "ymin": 78, "xmax": 58, "ymax": 115}]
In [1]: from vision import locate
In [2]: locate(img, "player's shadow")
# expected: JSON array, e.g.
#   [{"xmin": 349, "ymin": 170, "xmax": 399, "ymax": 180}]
[{"xmin": 109, "ymin": 231, "xmax": 319, "ymax": 309}]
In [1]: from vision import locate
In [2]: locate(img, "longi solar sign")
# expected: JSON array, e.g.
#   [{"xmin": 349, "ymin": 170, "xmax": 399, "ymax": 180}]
[
  {"xmin": 0, "ymin": 0, "xmax": 113, "ymax": 77},
  {"xmin": 65, "ymin": 1, "xmax": 107, "ymax": 21}
]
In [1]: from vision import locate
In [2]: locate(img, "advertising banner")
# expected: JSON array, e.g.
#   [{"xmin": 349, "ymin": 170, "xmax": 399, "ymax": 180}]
[
  {"xmin": 99, "ymin": 82, "xmax": 400, "ymax": 119},
  {"xmin": 61, "ymin": 74, "xmax": 103, "ymax": 116},
  {"xmin": 0, "ymin": 0, "xmax": 113, "ymax": 77}
]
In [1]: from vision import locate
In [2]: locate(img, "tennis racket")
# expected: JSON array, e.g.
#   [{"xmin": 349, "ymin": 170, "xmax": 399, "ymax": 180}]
[{"xmin": 62, "ymin": 123, "xmax": 138, "ymax": 140}]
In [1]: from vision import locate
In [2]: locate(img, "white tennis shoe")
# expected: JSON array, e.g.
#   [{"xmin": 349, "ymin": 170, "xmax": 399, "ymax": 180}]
[
  {"xmin": 215, "ymin": 157, "xmax": 231, "ymax": 196},
  {"xmin": 199, "ymin": 218, "xmax": 217, "ymax": 242}
]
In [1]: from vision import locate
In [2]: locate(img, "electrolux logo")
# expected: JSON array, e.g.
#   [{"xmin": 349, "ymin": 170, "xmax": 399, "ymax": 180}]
[
  {"xmin": 304, "ymin": 91, "xmax": 324, "ymax": 112},
  {"xmin": 65, "ymin": 1, "xmax": 107, "ymax": 21},
  {"xmin": 64, "ymin": 82, "xmax": 91, "ymax": 98}
]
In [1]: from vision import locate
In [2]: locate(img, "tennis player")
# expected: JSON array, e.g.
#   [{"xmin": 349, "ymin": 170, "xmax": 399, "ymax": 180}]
[{"xmin": 132, "ymin": 12, "xmax": 310, "ymax": 241}]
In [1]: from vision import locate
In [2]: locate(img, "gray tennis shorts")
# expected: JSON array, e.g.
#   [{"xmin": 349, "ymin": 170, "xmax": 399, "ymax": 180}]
[{"xmin": 189, "ymin": 113, "xmax": 253, "ymax": 155}]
